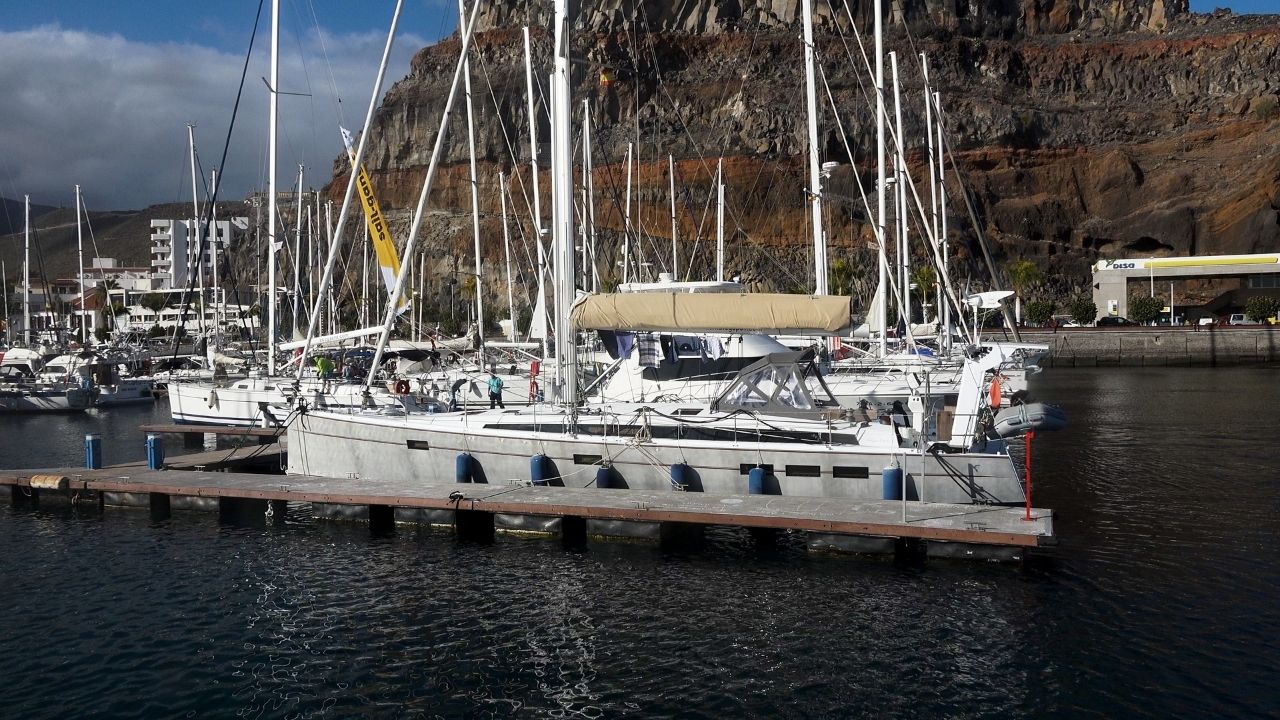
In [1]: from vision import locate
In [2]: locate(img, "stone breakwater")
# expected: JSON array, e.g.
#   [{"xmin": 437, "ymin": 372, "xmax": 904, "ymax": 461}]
[{"xmin": 1019, "ymin": 326, "xmax": 1280, "ymax": 366}]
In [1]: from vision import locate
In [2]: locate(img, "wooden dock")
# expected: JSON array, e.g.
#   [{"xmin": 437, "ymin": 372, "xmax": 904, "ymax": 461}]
[
  {"xmin": 1, "ymin": 465, "xmax": 1053, "ymax": 560},
  {"xmin": 105, "ymin": 443, "xmax": 287, "ymax": 473},
  {"xmin": 139, "ymin": 423, "xmax": 282, "ymax": 449}
]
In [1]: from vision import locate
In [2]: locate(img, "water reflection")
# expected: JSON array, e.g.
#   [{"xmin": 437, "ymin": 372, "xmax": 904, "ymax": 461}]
[{"xmin": 0, "ymin": 368, "xmax": 1277, "ymax": 718}]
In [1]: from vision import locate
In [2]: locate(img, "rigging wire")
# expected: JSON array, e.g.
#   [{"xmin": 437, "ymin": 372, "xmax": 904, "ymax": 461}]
[{"xmin": 169, "ymin": 0, "xmax": 267, "ymax": 361}]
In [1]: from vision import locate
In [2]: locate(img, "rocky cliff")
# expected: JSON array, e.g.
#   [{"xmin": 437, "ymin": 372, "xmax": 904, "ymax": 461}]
[{"xmin": 333, "ymin": 0, "xmax": 1278, "ymax": 315}]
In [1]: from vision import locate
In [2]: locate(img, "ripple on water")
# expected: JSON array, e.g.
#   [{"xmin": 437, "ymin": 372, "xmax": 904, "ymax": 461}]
[{"xmin": 0, "ymin": 368, "xmax": 1278, "ymax": 719}]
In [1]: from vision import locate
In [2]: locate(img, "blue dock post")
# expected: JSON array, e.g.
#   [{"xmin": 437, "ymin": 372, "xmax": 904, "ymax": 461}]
[
  {"xmin": 146, "ymin": 433, "xmax": 165, "ymax": 470},
  {"xmin": 84, "ymin": 433, "xmax": 102, "ymax": 470}
]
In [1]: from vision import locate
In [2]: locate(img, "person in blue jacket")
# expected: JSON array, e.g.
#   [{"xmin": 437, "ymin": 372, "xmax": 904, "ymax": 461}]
[{"xmin": 487, "ymin": 372, "xmax": 505, "ymax": 409}]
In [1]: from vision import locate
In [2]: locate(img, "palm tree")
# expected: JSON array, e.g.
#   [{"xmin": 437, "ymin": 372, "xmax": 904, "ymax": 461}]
[
  {"xmin": 911, "ymin": 265, "xmax": 937, "ymax": 323},
  {"xmin": 828, "ymin": 258, "xmax": 854, "ymax": 297},
  {"xmin": 140, "ymin": 292, "xmax": 171, "ymax": 313},
  {"xmin": 1006, "ymin": 259, "xmax": 1043, "ymax": 325}
]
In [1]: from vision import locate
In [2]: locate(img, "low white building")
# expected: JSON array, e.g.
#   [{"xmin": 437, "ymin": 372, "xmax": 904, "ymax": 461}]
[{"xmin": 1092, "ymin": 253, "xmax": 1280, "ymax": 321}]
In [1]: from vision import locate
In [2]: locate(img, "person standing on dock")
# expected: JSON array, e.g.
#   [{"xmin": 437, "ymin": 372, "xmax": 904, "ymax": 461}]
[{"xmin": 488, "ymin": 372, "xmax": 505, "ymax": 409}]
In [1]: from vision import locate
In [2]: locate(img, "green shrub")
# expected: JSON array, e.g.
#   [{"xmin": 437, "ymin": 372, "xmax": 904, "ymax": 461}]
[
  {"xmin": 1254, "ymin": 97, "xmax": 1278, "ymax": 122},
  {"xmin": 1128, "ymin": 295, "xmax": 1165, "ymax": 324},
  {"xmin": 1069, "ymin": 298, "xmax": 1098, "ymax": 326},
  {"xmin": 1245, "ymin": 295, "xmax": 1280, "ymax": 322},
  {"xmin": 1025, "ymin": 299, "xmax": 1055, "ymax": 326}
]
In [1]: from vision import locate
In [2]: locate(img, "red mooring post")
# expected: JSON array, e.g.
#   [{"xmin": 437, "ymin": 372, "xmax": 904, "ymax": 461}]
[{"xmin": 1024, "ymin": 430, "xmax": 1035, "ymax": 521}]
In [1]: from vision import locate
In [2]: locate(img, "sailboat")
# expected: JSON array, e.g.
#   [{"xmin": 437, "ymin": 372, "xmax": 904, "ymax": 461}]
[
  {"xmin": 0, "ymin": 197, "xmax": 93, "ymax": 413},
  {"xmin": 286, "ymin": 0, "xmax": 1029, "ymax": 507},
  {"xmin": 168, "ymin": 0, "xmax": 399, "ymax": 427}
]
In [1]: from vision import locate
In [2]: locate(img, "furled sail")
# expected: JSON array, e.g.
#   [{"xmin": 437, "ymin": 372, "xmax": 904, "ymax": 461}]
[{"xmin": 571, "ymin": 292, "xmax": 851, "ymax": 334}]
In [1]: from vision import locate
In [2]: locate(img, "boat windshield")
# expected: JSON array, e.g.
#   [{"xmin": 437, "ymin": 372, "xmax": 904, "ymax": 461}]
[{"xmin": 713, "ymin": 350, "xmax": 838, "ymax": 416}]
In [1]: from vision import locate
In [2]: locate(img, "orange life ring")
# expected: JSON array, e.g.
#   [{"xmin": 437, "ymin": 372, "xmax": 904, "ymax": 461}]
[{"xmin": 394, "ymin": 379, "xmax": 410, "ymax": 394}]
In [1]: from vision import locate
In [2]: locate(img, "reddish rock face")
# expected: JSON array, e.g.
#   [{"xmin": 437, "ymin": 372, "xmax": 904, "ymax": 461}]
[{"xmin": 333, "ymin": 1, "xmax": 1277, "ymax": 308}]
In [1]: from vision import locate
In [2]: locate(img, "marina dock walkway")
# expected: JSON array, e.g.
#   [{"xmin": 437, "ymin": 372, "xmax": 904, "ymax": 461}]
[{"xmin": 1, "ymin": 465, "xmax": 1053, "ymax": 557}]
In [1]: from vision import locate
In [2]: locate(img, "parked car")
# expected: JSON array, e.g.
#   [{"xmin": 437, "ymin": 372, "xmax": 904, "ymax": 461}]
[
  {"xmin": 1096, "ymin": 316, "xmax": 1135, "ymax": 327},
  {"xmin": 1228, "ymin": 313, "xmax": 1248, "ymax": 325}
]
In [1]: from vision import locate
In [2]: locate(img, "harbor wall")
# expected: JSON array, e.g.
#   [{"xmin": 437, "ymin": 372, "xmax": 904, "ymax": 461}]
[{"xmin": 1016, "ymin": 327, "xmax": 1280, "ymax": 367}]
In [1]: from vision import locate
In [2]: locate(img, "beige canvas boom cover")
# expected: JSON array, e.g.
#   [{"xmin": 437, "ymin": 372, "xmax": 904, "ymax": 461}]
[{"xmin": 571, "ymin": 293, "xmax": 852, "ymax": 334}]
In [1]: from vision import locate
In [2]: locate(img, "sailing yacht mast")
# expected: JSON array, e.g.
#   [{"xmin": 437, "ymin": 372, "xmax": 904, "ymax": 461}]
[
  {"xmin": 266, "ymin": 0, "xmax": 280, "ymax": 376},
  {"xmin": 551, "ymin": 0, "xmax": 576, "ymax": 405},
  {"xmin": 891, "ymin": 52, "xmax": 910, "ymax": 331},
  {"xmin": 187, "ymin": 124, "xmax": 205, "ymax": 337},
  {"xmin": 623, "ymin": 142, "xmax": 633, "ymax": 283},
  {"xmin": 668, "ymin": 155, "xmax": 677, "ymax": 278},
  {"xmin": 75, "ymin": 184, "xmax": 86, "ymax": 344},
  {"xmin": 922, "ymin": 56, "xmax": 939, "ymax": 326},
  {"xmin": 460, "ymin": 0, "xmax": 484, "ymax": 343},
  {"xmin": 500, "ymin": 171, "xmax": 517, "ymax": 342},
  {"xmin": 802, "ymin": 0, "xmax": 827, "ymax": 295},
  {"xmin": 23, "ymin": 195, "xmax": 30, "ymax": 346},
  {"xmin": 874, "ymin": 0, "xmax": 887, "ymax": 355},
  {"xmin": 522, "ymin": 26, "xmax": 548, "ymax": 355},
  {"xmin": 211, "ymin": 169, "xmax": 220, "ymax": 335},
  {"xmin": 936, "ymin": 90, "xmax": 951, "ymax": 350},
  {"xmin": 583, "ymin": 99, "xmax": 598, "ymax": 292},
  {"xmin": 362, "ymin": 1, "xmax": 481, "ymax": 392},
  {"xmin": 292, "ymin": 165, "xmax": 304, "ymax": 336},
  {"xmin": 716, "ymin": 158, "xmax": 725, "ymax": 282}
]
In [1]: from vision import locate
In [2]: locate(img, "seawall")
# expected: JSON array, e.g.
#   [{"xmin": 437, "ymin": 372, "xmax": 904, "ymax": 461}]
[{"xmin": 1013, "ymin": 327, "xmax": 1280, "ymax": 367}]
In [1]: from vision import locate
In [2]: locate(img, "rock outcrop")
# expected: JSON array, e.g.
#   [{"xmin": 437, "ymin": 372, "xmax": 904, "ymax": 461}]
[{"xmin": 333, "ymin": 0, "xmax": 1278, "ymax": 312}]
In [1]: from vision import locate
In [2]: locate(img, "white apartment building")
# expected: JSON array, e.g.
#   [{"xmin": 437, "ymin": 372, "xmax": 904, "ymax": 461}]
[{"xmin": 150, "ymin": 216, "xmax": 248, "ymax": 290}]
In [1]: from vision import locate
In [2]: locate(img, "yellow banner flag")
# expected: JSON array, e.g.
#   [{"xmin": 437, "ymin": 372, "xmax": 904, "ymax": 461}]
[{"xmin": 343, "ymin": 127, "xmax": 408, "ymax": 313}]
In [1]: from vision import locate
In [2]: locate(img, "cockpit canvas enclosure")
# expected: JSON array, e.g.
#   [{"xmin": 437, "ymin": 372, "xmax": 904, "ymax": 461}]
[{"xmin": 712, "ymin": 350, "xmax": 839, "ymax": 417}]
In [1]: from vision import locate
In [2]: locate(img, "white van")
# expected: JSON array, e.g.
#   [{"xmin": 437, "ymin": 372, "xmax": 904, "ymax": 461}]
[{"xmin": 1229, "ymin": 314, "xmax": 1248, "ymax": 325}]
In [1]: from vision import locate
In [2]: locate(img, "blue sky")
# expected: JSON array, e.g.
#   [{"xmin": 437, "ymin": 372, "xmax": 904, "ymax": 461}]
[
  {"xmin": 0, "ymin": 1, "xmax": 1273, "ymax": 209},
  {"xmin": 0, "ymin": 1, "xmax": 457, "ymax": 51},
  {"xmin": 0, "ymin": 2, "xmax": 452, "ymax": 210}
]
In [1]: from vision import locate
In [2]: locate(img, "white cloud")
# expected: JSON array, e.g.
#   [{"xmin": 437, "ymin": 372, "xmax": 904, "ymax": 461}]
[{"xmin": 0, "ymin": 23, "xmax": 430, "ymax": 210}]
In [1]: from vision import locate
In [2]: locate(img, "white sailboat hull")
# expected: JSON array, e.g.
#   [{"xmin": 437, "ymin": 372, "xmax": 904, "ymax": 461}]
[
  {"xmin": 94, "ymin": 378, "xmax": 157, "ymax": 406},
  {"xmin": 168, "ymin": 378, "xmax": 398, "ymax": 427},
  {"xmin": 288, "ymin": 408, "xmax": 1025, "ymax": 505},
  {"xmin": 0, "ymin": 385, "xmax": 92, "ymax": 413}
]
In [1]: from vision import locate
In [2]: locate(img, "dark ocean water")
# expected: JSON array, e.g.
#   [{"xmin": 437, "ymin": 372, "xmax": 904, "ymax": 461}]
[{"xmin": 0, "ymin": 369, "xmax": 1277, "ymax": 719}]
